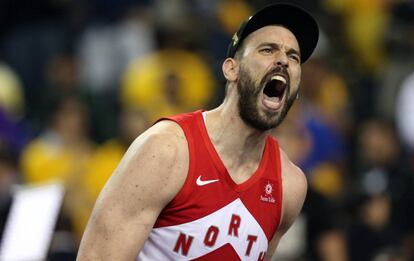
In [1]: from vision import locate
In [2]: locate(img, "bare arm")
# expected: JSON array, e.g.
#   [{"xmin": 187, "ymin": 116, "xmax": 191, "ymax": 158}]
[
  {"xmin": 77, "ymin": 121, "xmax": 188, "ymax": 261},
  {"xmin": 266, "ymin": 148, "xmax": 308, "ymax": 260}
]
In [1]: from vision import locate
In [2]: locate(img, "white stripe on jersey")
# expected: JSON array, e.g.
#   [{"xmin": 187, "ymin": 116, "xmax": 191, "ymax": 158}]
[{"xmin": 137, "ymin": 198, "xmax": 268, "ymax": 260}]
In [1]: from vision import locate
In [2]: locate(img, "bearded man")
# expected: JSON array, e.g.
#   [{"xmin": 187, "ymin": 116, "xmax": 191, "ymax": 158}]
[{"xmin": 77, "ymin": 3, "xmax": 319, "ymax": 261}]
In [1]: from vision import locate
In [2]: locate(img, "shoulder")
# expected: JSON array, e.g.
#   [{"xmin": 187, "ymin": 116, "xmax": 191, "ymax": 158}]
[
  {"xmin": 76, "ymin": 120, "xmax": 190, "ymax": 260},
  {"xmin": 106, "ymin": 119, "xmax": 189, "ymax": 207},
  {"xmin": 131, "ymin": 119, "xmax": 188, "ymax": 159},
  {"xmin": 278, "ymin": 147, "xmax": 307, "ymax": 232},
  {"xmin": 279, "ymin": 148, "xmax": 307, "ymax": 189},
  {"xmin": 127, "ymin": 119, "xmax": 189, "ymax": 176}
]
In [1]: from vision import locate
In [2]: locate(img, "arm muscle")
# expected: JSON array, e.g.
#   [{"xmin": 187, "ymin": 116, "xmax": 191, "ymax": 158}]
[{"xmin": 77, "ymin": 121, "xmax": 188, "ymax": 260}]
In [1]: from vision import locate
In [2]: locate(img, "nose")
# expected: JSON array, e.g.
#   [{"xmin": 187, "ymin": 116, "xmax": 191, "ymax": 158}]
[{"xmin": 274, "ymin": 52, "xmax": 289, "ymax": 67}]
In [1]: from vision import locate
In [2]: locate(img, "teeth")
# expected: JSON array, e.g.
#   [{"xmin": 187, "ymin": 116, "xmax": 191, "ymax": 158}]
[{"xmin": 271, "ymin": 75, "xmax": 286, "ymax": 84}]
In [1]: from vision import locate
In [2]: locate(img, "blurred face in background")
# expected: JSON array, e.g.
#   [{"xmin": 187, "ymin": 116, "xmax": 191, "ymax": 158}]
[
  {"xmin": 361, "ymin": 194, "xmax": 391, "ymax": 230},
  {"xmin": 52, "ymin": 96, "xmax": 89, "ymax": 144},
  {"xmin": 359, "ymin": 119, "xmax": 399, "ymax": 166},
  {"xmin": 119, "ymin": 109, "xmax": 149, "ymax": 146}
]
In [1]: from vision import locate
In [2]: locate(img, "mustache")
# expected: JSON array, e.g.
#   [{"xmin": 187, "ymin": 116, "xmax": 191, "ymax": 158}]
[{"xmin": 261, "ymin": 66, "xmax": 290, "ymax": 86}]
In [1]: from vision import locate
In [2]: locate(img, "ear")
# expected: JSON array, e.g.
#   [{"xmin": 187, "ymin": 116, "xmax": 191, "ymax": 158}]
[{"xmin": 222, "ymin": 58, "xmax": 239, "ymax": 83}]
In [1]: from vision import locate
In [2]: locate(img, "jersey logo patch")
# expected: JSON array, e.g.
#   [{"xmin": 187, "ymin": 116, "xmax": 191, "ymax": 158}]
[
  {"xmin": 260, "ymin": 180, "xmax": 276, "ymax": 204},
  {"xmin": 196, "ymin": 175, "xmax": 219, "ymax": 186}
]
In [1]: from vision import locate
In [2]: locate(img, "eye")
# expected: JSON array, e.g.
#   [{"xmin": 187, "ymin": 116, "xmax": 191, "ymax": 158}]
[
  {"xmin": 259, "ymin": 47, "xmax": 273, "ymax": 55},
  {"xmin": 288, "ymin": 54, "xmax": 300, "ymax": 63}
]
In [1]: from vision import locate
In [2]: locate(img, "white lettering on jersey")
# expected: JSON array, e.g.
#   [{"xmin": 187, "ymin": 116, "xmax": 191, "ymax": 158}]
[{"xmin": 137, "ymin": 199, "xmax": 268, "ymax": 261}]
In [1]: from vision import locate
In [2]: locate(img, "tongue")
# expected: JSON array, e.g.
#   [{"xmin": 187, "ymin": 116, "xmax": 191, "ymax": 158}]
[{"xmin": 263, "ymin": 93, "xmax": 282, "ymax": 110}]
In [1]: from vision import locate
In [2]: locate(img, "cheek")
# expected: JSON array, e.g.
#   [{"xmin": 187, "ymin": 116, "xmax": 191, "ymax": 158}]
[
  {"xmin": 241, "ymin": 61, "xmax": 264, "ymax": 83},
  {"xmin": 246, "ymin": 55, "xmax": 273, "ymax": 73},
  {"xmin": 290, "ymin": 67, "xmax": 302, "ymax": 90}
]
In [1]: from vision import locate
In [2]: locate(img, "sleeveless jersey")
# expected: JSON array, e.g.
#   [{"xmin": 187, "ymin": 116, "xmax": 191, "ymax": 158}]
[{"xmin": 137, "ymin": 110, "xmax": 283, "ymax": 261}]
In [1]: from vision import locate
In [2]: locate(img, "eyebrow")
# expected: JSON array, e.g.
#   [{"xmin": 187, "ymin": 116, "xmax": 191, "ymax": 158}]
[{"xmin": 258, "ymin": 42, "xmax": 301, "ymax": 58}]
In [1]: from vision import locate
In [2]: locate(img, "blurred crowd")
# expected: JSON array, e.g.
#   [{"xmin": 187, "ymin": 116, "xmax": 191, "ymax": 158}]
[{"xmin": 0, "ymin": 0, "xmax": 413, "ymax": 260}]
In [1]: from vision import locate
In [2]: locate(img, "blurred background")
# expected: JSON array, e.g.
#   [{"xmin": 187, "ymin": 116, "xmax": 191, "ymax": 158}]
[{"xmin": 0, "ymin": 0, "xmax": 413, "ymax": 260}]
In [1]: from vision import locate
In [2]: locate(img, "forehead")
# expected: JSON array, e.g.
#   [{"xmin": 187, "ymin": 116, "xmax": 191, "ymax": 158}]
[{"xmin": 243, "ymin": 25, "xmax": 300, "ymax": 52}]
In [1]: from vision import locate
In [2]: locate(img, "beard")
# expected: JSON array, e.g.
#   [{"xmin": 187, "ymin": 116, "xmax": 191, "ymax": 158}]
[{"xmin": 237, "ymin": 65, "xmax": 298, "ymax": 131}]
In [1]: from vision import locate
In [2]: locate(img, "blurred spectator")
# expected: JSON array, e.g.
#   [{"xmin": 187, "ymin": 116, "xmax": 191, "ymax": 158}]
[
  {"xmin": 82, "ymin": 108, "xmax": 149, "ymax": 216},
  {"xmin": 0, "ymin": 146, "xmax": 18, "ymax": 245},
  {"xmin": 274, "ymin": 105, "xmax": 348, "ymax": 261},
  {"xmin": 273, "ymin": 54, "xmax": 353, "ymax": 260},
  {"xmin": 0, "ymin": 63, "xmax": 30, "ymax": 158},
  {"xmin": 87, "ymin": 0, "xmax": 152, "ymax": 22},
  {"xmin": 303, "ymin": 189, "xmax": 348, "ymax": 261},
  {"xmin": 300, "ymin": 59, "xmax": 350, "ymax": 175},
  {"xmin": 322, "ymin": 0, "xmax": 392, "ymax": 76},
  {"xmin": 1, "ymin": 21, "xmax": 71, "ymax": 129},
  {"xmin": 216, "ymin": 0, "xmax": 252, "ymax": 37},
  {"xmin": 121, "ymin": 49, "xmax": 217, "ymax": 122},
  {"xmin": 377, "ymin": 1, "xmax": 414, "ymax": 121},
  {"xmin": 0, "ymin": 1, "xmax": 412, "ymax": 259},
  {"xmin": 77, "ymin": 4, "xmax": 155, "ymax": 142},
  {"xmin": 350, "ymin": 117, "xmax": 414, "ymax": 260},
  {"xmin": 347, "ymin": 192, "xmax": 402, "ymax": 261},
  {"xmin": 31, "ymin": 51, "xmax": 81, "ymax": 135},
  {"xmin": 77, "ymin": 4, "xmax": 155, "ymax": 94},
  {"xmin": 395, "ymin": 71, "xmax": 414, "ymax": 153},
  {"xmin": 20, "ymin": 93, "xmax": 94, "ymax": 241},
  {"xmin": 275, "ymin": 59, "xmax": 351, "ymax": 200},
  {"xmin": 0, "ymin": 110, "xmax": 28, "ymax": 162},
  {"xmin": 0, "ymin": 63, "xmax": 25, "ymax": 119},
  {"xmin": 272, "ymin": 104, "xmax": 313, "ymax": 168}
]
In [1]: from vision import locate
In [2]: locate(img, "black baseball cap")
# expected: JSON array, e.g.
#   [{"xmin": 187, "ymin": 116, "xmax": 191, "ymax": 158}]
[{"xmin": 226, "ymin": 3, "xmax": 319, "ymax": 63}]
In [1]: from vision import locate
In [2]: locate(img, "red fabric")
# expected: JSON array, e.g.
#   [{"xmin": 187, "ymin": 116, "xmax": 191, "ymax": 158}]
[
  {"xmin": 190, "ymin": 243, "xmax": 241, "ymax": 261},
  {"xmin": 154, "ymin": 110, "xmax": 283, "ymax": 241}
]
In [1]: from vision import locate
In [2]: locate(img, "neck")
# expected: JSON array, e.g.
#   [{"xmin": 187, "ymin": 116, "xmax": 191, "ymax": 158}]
[{"xmin": 205, "ymin": 92, "xmax": 269, "ymax": 166}]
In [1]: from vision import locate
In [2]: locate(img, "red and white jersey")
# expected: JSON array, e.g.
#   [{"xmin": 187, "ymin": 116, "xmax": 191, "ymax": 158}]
[{"xmin": 137, "ymin": 110, "xmax": 283, "ymax": 261}]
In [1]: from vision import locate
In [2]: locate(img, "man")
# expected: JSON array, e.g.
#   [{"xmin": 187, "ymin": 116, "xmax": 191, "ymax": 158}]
[{"xmin": 77, "ymin": 3, "xmax": 319, "ymax": 260}]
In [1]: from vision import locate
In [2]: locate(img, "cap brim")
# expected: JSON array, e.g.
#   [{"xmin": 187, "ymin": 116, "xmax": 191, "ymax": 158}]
[{"xmin": 227, "ymin": 3, "xmax": 319, "ymax": 63}]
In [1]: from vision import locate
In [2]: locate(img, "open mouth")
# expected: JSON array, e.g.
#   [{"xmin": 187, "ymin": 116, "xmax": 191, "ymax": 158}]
[{"xmin": 262, "ymin": 74, "xmax": 288, "ymax": 110}]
